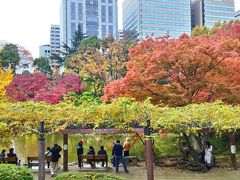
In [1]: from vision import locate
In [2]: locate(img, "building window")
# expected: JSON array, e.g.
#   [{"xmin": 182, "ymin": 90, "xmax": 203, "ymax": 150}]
[
  {"xmin": 102, "ymin": 0, "xmax": 105, "ymax": 3},
  {"xmin": 86, "ymin": 0, "xmax": 98, "ymax": 36},
  {"xmin": 108, "ymin": 0, "xmax": 112, "ymax": 3},
  {"xmin": 78, "ymin": 3, "xmax": 83, "ymax": 20},
  {"xmin": 102, "ymin": 5, "xmax": 106, "ymax": 22},
  {"xmin": 87, "ymin": 22, "xmax": 98, "ymax": 36},
  {"xmin": 108, "ymin": 25, "xmax": 113, "ymax": 36},
  {"xmin": 108, "ymin": 6, "xmax": 113, "ymax": 23},
  {"xmin": 86, "ymin": 0, "xmax": 98, "ymax": 18},
  {"xmin": 102, "ymin": 25, "xmax": 106, "ymax": 37},
  {"xmin": 71, "ymin": 2, "xmax": 76, "ymax": 20},
  {"xmin": 71, "ymin": 22, "xmax": 76, "ymax": 37}
]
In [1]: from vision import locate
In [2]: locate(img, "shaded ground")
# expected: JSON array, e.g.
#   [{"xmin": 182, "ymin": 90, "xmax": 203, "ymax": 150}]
[{"xmin": 33, "ymin": 162, "xmax": 240, "ymax": 180}]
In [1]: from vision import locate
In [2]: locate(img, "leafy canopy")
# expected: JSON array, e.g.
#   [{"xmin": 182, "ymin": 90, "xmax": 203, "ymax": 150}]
[
  {"xmin": 5, "ymin": 73, "xmax": 86, "ymax": 104},
  {"xmin": 1, "ymin": 98, "xmax": 240, "ymax": 144},
  {"xmin": 0, "ymin": 67, "xmax": 13, "ymax": 100},
  {"xmin": 102, "ymin": 22, "xmax": 240, "ymax": 106}
]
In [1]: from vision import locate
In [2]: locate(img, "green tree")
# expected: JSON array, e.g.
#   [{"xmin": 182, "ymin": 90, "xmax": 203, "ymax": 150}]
[
  {"xmin": 53, "ymin": 24, "xmax": 86, "ymax": 66},
  {"xmin": 192, "ymin": 26, "xmax": 211, "ymax": 37},
  {"xmin": 192, "ymin": 22, "xmax": 223, "ymax": 37},
  {"xmin": 0, "ymin": 43, "xmax": 20, "ymax": 70},
  {"xmin": 80, "ymin": 36, "xmax": 101, "ymax": 49},
  {"xmin": 71, "ymin": 24, "xmax": 85, "ymax": 53},
  {"xmin": 33, "ymin": 57, "xmax": 52, "ymax": 75}
]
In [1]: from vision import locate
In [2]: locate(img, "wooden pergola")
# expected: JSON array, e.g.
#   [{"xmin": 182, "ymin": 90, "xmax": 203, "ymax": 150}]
[
  {"xmin": 58, "ymin": 128, "xmax": 145, "ymax": 171},
  {"xmin": 55, "ymin": 128, "xmax": 144, "ymax": 171},
  {"xmin": 38, "ymin": 122, "xmax": 238, "ymax": 180}
]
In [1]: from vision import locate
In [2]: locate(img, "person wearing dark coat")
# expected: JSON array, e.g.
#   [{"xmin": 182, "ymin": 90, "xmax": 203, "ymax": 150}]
[
  {"xmin": 7, "ymin": 148, "xmax": 18, "ymax": 164},
  {"xmin": 112, "ymin": 140, "xmax": 128, "ymax": 173},
  {"xmin": 0, "ymin": 149, "xmax": 6, "ymax": 158},
  {"xmin": 50, "ymin": 144, "xmax": 62, "ymax": 177},
  {"xmin": 87, "ymin": 146, "xmax": 95, "ymax": 168},
  {"xmin": 77, "ymin": 139, "xmax": 84, "ymax": 167},
  {"xmin": 98, "ymin": 146, "xmax": 107, "ymax": 167}
]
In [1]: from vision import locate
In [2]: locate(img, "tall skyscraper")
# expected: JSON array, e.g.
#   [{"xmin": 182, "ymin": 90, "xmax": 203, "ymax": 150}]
[
  {"xmin": 123, "ymin": 0, "xmax": 192, "ymax": 39},
  {"xmin": 191, "ymin": 0, "xmax": 235, "ymax": 28},
  {"xmin": 61, "ymin": 0, "xmax": 118, "ymax": 47},
  {"xmin": 50, "ymin": 25, "xmax": 61, "ymax": 54}
]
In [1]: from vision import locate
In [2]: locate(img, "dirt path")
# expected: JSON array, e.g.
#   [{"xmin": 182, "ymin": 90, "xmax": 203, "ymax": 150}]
[{"xmin": 33, "ymin": 163, "xmax": 240, "ymax": 180}]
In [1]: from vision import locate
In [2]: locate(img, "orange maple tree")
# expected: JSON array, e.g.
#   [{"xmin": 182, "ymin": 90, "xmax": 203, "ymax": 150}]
[{"xmin": 102, "ymin": 22, "xmax": 240, "ymax": 106}]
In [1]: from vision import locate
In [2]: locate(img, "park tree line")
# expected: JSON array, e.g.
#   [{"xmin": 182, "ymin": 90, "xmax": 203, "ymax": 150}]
[
  {"xmin": 2, "ymin": 21, "xmax": 240, "ymax": 106},
  {"xmin": 1, "ymin": 21, "xmax": 240, "ymax": 160}
]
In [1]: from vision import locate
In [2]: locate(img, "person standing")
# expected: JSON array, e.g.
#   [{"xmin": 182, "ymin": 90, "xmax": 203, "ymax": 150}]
[
  {"xmin": 0, "ymin": 149, "xmax": 6, "ymax": 158},
  {"xmin": 123, "ymin": 138, "xmax": 131, "ymax": 157},
  {"xmin": 45, "ymin": 147, "xmax": 52, "ymax": 169},
  {"xmin": 204, "ymin": 141, "xmax": 213, "ymax": 170},
  {"xmin": 98, "ymin": 146, "xmax": 107, "ymax": 167},
  {"xmin": 112, "ymin": 140, "xmax": 129, "ymax": 173},
  {"xmin": 77, "ymin": 139, "xmax": 84, "ymax": 167},
  {"xmin": 50, "ymin": 144, "xmax": 62, "ymax": 177}
]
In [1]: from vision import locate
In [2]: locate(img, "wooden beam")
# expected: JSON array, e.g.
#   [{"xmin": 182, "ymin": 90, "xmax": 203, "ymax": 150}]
[{"xmin": 58, "ymin": 128, "xmax": 144, "ymax": 135}]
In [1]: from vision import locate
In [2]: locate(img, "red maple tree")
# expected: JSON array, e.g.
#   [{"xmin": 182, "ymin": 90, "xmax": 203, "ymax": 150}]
[
  {"xmin": 6, "ymin": 72, "xmax": 49, "ymax": 101},
  {"xmin": 102, "ymin": 22, "xmax": 240, "ymax": 106},
  {"xmin": 6, "ymin": 73, "xmax": 86, "ymax": 104}
]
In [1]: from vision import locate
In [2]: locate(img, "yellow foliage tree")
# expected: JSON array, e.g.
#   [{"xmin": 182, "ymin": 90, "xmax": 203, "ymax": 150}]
[{"xmin": 0, "ymin": 67, "xmax": 13, "ymax": 100}]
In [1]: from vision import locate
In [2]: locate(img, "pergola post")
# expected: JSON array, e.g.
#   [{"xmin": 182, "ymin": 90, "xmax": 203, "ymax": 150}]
[
  {"xmin": 144, "ymin": 117, "xmax": 154, "ymax": 180},
  {"xmin": 38, "ymin": 121, "xmax": 45, "ymax": 180},
  {"xmin": 63, "ymin": 134, "xmax": 68, "ymax": 171},
  {"xmin": 230, "ymin": 132, "xmax": 237, "ymax": 170}
]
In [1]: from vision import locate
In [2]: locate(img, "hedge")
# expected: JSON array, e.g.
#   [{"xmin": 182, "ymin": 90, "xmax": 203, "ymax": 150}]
[
  {"xmin": 55, "ymin": 172, "xmax": 126, "ymax": 180},
  {"xmin": 0, "ymin": 164, "xmax": 33, "ymax": 180}
]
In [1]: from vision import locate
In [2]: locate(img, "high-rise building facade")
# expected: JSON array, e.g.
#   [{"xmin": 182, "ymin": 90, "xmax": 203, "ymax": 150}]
[
  {"xmin": 123, "ymin": 0, "xmax": 192, "ymax": 39},
  {"xmin": 61, "ymin": 0, "xmax": 118, "ymax": 46},
  {"xmin": 191, "ymin": 0, "xmax": 235, "ymax": 28},
  {"xmin": 50, "ymin": 25, "xmax": 61, "ymax": 54}
]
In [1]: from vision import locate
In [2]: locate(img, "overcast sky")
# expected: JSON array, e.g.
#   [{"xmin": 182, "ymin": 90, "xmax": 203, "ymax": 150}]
[{"xmin": 0, "ymin": 0, "xmax": 239, "ymax": 58}]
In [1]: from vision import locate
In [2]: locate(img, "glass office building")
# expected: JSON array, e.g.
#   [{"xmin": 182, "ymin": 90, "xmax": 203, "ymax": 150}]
[
  {"xmin": 123, "ymin": 0, "xmax": 192, "ymax": 39},
  {"xmin": 191, "ymin": 0, "xmax": 235, "ymax": 28},
  {"xmin": 61, "ymin": 0, "xmax": 118, "ymax": 47}
]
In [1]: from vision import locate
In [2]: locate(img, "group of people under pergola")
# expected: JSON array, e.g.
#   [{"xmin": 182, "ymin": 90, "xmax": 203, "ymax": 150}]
[
  {"xmin": 0, "ymin": 138, "xmax": 213, "ymax": 177},
  {"xmin": 76, "ymin": 138, "xmax": 131, "ymax": 173}
]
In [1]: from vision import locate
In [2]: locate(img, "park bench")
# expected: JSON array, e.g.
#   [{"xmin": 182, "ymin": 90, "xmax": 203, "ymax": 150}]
[
  {"xmin": 78, "ymin": 154, "xmax": 108, "ymax": 169},
  {"xmin": 27, "ymin": 156, "xmax": 51, "ymax": 169},
  {"xmin": 125, "ymin": 156, "xmax": 138, "ymax": 166},
  {"xmin": 111, "ymin": 156, "xmax": 138, "ymax": 166},
  {"xmin": 0, "ymin": 157, "xmax": 20, "ymax": 165}
]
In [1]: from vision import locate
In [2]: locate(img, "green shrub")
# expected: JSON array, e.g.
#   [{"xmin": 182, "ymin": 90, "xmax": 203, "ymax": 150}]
[
  {"xmin": 153, "ymin": 134, "xmax": 181, "ymax": 158},
  {"xmin": 0, "ymin": 164, "xmax": 33, "ymax": 180},
  {"xmin": 55, "ymin": 172, "xmax": 126, "ymax": 180}
]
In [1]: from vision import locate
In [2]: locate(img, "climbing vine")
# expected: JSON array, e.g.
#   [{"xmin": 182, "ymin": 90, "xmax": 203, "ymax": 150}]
[{"xmin": 0, "ymin": 98, "xmax": 240, "ymax": 144}]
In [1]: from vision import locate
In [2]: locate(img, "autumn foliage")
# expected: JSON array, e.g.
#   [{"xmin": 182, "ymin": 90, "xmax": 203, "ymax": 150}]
[
  {"xmin": 0, "ymin": 67, "xmax": 13, "ymax": 100},
  {"xmin": 6, "ymin": 73, "xmax": 86, "ymax": 104},
  {"xmin": 102, "ymin": 22, "xmax": 240, "ymax": 106}
]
